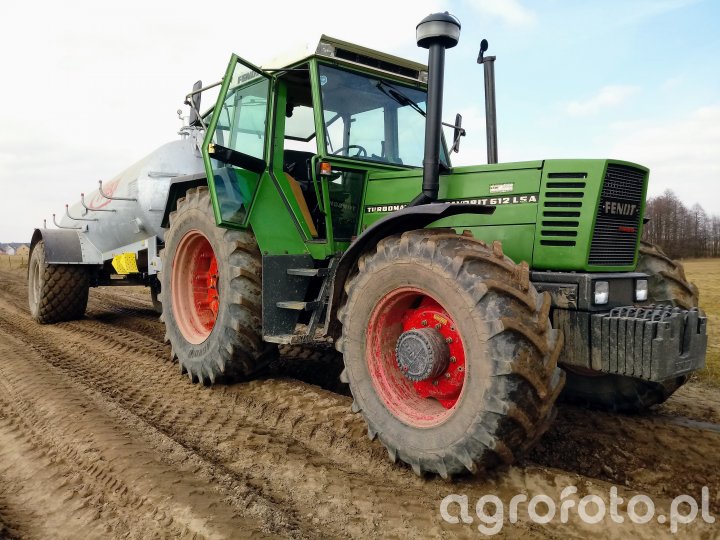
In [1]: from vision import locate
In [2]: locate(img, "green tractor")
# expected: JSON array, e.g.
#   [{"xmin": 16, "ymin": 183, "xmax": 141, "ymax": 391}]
[{"xmin": 31, "ymin": 13, "xmax": 707, "ymax": 478}]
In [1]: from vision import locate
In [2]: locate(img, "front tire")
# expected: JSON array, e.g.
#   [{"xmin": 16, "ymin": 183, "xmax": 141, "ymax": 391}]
[
  {"xmin": 337, "ymin": 230, "xmax": 564, "ymax": 477},
  {"xmin": 159, "ymin": 186, "xmax": 266, "ymax": 384},
  {"xmin": 636, "ymin": 240, "xmax": 699, "ymax": 308},
  {"xmin": 28, "ymin": 240, "xmax": 89, "ymax": 324}
]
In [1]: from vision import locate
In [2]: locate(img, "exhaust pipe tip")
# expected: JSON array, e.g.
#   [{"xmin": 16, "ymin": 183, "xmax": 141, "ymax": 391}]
[{"xmin": 416, "ymin": 12, "xmax": 461, "ymax": 49}]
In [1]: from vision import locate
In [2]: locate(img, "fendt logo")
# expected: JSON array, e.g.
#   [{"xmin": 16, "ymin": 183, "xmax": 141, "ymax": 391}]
[{"xmin": 601, "ymin": 199, "xmax": 638, "ymax": 218}]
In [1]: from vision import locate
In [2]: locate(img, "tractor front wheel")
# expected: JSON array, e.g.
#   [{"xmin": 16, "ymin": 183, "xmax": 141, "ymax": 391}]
[
  {"xmin": 159, "ymin": 186, "xmax": 266, "ymax": 384},
  {"xmin": 336, "ymin": 230, "xmax": 564, "ymax": 477}
]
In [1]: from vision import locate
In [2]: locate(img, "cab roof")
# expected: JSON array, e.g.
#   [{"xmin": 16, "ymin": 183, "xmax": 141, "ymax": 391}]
[{"xmin": 261, "ymin": 35, "xmax": 428, "ymax": 83}]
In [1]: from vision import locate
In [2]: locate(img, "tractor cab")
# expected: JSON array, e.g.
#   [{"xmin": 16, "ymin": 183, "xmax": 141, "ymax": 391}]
[{"xmin": 201, "ymin": 37, "xmax": 449, "ymax": 255}]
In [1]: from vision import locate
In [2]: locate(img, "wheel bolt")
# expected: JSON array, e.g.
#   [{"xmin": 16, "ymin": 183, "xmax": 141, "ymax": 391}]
[
  {"xmin": 450, "ymin": 356, "xmax": 456, "ymax": 363},
  {"xmin": 421, "ymin": 320, "xmax": 428, "ymax": 326},
  {"xmin": 432, "ymin": 380, "xmax": 439, "ymax": 386},
  {"xmin": 445, "ymin": 337, "xmax": 453, "ymax": 344},
  {"xmin": 435, "ymin": 323, "xmax": 442, "ymax": 330},
  {"xmin": 445, "ymin": 373, "xmax": 451, "ymax": 379}
]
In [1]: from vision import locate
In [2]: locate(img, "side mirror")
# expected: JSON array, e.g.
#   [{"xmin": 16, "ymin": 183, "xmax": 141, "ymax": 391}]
[
  {"xmin": 187, "ymin": 80, "xmax": 203, "ymax": 126},
  {"xmin": 451, "ymin": 113, "xmax": 465, "ymax": 153},
  {"xmin": 477, "ymin": 39, "xmax": 489, "ymax": 63}
]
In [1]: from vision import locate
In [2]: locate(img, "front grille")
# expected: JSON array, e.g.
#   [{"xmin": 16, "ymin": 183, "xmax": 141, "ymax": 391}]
[
  {"xmin": 588, "ymin": 164, "xmax": 645, "ymax": 266},
  {"xmin": 540, "ymin": 172, "xmax": 586, "ymax": 247}
]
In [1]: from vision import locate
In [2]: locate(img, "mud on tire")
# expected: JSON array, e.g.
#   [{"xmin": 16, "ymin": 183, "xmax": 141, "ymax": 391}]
[
  {"xmin": 336, "ymin": 229, "xmax": 565, "ymax": 478},
  {"xmin": 159, "ymin": 186, "xmax": 267, "ymax": 384},
  {"xmin": 636, "ymin": 240, "xmax": 699, "ymax": 309},
  {"xmin": 28, "ymin": 240, "xmax": 89, "ymax": 324}
]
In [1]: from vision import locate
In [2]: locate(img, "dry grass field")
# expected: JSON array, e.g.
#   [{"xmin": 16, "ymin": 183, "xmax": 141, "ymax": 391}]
[{"xmin": 683, "ymin": 258, "xmax": 720, "ymax": 384}]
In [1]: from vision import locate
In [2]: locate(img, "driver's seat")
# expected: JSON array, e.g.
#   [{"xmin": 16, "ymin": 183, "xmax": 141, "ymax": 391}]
[{"xmin": 284, "ymin": 172, "xmax": 318, "ymax": 238}]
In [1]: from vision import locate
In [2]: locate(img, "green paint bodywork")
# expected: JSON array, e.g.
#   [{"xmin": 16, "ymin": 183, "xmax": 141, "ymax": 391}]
[
  {"xmin": 361, "ymin": 158, "xmax": 647, "ymax": 271},
  {"xmin": 202, "ymin": 44, "xmax": 649, "ymax": 272}
]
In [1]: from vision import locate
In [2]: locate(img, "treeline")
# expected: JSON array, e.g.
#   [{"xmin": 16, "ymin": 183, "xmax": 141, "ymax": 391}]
[{"xmin": 642, "ymin": 190, "xmax": 720, "ymax": 259}]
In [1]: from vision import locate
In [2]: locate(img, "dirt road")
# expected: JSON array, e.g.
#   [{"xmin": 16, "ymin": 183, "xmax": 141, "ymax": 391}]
[{"xmin": 0, "ymin": 265, "xmax": 718, "ymax": 539}]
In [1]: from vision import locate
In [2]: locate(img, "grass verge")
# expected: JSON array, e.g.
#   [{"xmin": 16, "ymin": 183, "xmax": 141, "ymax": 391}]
[{"xmin": 683, "ymin": 258, "xmax": 719, "ymax": 384}]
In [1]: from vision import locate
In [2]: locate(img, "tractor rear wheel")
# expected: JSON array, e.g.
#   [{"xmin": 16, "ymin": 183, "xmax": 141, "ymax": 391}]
[
  {"xmin": 562, "ymin": 240, "xmax": 698, "ymax": 412},
  {"xmin": 28, "ymin": 240, "xmax": 89, "ymax": 324},
  {"xmin": 159, "ymin": 186, "xmax": 266, "ymax": 384},
  {"xmin": 336, "ymin": 229, "xmax": 564, "ymax": 477}
]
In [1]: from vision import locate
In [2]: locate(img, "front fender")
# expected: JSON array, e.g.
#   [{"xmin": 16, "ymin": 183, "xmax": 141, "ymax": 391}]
[{"xmin": 325, "ymin": 202, "xmax": 496, "ymax": 338}]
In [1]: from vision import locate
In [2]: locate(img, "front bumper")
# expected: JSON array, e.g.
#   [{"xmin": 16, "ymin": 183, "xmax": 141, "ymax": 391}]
[{"xmin": 556, "ymin": 305, "xmax": 707, "ymax": 382}]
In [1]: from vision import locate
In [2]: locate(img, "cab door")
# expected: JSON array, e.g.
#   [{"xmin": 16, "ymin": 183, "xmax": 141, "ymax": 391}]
[{"xmin": 202, "ymin": 55, "xmax": 271, "ymax": 228}]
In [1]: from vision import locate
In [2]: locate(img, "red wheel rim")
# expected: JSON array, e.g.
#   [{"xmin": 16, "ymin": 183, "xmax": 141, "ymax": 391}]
[
  {"xmin": 366, "ymin": 287, "xmax": 467, "ymax": 428},
  {"xmin": 171, "ymin": 230, "xmax": 219, "ymax": 344}
]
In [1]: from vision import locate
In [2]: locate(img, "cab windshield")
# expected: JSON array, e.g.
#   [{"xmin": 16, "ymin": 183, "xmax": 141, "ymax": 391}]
[{"xmin": 318, "ymin": 65, "xmax": 449, "ymax": 168}]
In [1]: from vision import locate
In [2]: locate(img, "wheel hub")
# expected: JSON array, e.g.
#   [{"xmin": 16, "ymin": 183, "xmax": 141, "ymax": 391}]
[
  {"xmin": 171, "ymin": 229, "xmax": 220, "ymax": 345},
  {"xmin": 396, "ymin": 328, "xmax": 450, "ymax": 382},
  {"xmin": 366, "ymin": 289, "xmax": 467, "ymax": 427}
]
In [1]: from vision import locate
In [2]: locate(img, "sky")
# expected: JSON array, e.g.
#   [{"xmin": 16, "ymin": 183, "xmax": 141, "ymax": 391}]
[{"xmin": 1, "ymin": 0, "xmax": 718, "ymax": 241}]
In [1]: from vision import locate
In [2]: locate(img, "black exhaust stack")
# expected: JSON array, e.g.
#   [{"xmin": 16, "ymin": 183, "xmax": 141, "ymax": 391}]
[{"xmin": 410, "ymin": 12, "xmax": 461, "ymax": 206}]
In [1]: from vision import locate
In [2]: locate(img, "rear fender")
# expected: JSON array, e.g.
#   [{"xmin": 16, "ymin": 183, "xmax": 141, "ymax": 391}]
[{"xmin": 30, "ymin": 228, "xmax": 102, "ymax": 265}]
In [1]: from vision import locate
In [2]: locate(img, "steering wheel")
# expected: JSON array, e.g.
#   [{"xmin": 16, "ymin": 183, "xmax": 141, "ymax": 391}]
[{"xmin": 332, "ymin": 145, "xmax": 367, "ymax": 158}]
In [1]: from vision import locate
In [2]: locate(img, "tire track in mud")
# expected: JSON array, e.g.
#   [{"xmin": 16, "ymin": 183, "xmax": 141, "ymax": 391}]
[
  {"xmin": 0, "ymin": 267, "xmax": 718, "ymax": 538},
  {"xmin": 0, "ymin": 329, "xmax": 289, "ymax": 539},
  {"xmin": 0, "ymin": 492, "xmax": 21, "ymax": 540},
  {"xmin": 0, "ymin": 287, "xmax": 455, "ymax": 538},
  {"xmin": 0, "ymin": 271, "xmax": 613, "ymax": 538}
]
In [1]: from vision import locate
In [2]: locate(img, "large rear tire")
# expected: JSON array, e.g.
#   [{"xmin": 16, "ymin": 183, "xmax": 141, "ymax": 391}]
[
  {"xmin": 562, "ymin": 240, "xmax": 698, "ymax": 412},
  {"xmin": 336, "ymin": 230, "xmax": 564, "ymax": 477},
  {"xmin": 159, "ymin": 186, "xmax": 267, "ymax": 384},
  {"xmin": 28, "ymin": 240, "xmax": 89, "ymax": 324}
]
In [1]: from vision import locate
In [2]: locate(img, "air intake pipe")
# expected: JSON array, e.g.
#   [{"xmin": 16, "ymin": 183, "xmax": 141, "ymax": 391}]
[{"xmin": 409, "ymin": 12, "xmax": 461, "ymax": 206}]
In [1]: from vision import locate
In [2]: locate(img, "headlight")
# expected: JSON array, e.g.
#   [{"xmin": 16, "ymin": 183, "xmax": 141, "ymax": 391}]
[
  {"xmin": 635, "ymin": 279, "xmax": 648, "ymax": 302},
  {"xmin": 594, "ymin": 281, "xmax": 609, "ymax": 305}
]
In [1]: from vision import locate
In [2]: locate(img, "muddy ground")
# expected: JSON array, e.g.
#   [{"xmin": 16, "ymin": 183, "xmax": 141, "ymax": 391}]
[{"xmin": 0, "ymin": 265, "xmax": 718, "ymax": 539}]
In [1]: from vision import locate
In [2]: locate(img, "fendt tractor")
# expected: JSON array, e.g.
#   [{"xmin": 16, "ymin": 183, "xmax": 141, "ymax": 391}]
[{"xmin": 29, "ymin": 13, "xmax": 708, "ymax": 477}]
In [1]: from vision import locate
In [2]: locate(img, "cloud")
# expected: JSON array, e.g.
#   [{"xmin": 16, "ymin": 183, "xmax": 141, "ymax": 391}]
[
  {"xmin": 608, "ymin": 104, "xmax": 720, "ymax": 214},
  {"xmin": 565, "ymin": 85, "xmax": 640, "ymax": 117},
  {"xmin": 463, "ymin": 0, "xmax": 536, "ymax": 27}
]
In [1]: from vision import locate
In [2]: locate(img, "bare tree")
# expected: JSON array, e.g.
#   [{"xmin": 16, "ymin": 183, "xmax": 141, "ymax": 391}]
[{"xmin": 642, "ymin": 190, "xmax": 718, "ymax": 259}]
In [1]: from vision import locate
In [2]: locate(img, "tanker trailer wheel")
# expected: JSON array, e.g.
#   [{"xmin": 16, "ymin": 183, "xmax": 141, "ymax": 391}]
[
  {"xmin": 336, "ymin": 229, "xmax": 565, "ymax": 477},
  {"xmin": 561, "ymin": 240, "xmax": 698, "ymax": 412},
  {"xmin": 149, "ymin": 278, "xmax": 162, "ymax": 314},
  {"xmin": 159, "ymin": 186, "xmax": 266, "ymax": 384},
  {"xmin": 28, "ymin": 240, "xmax": 90, "ymax": 324}
]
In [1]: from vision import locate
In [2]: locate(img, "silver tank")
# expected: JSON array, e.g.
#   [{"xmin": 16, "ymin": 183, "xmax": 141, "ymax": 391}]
[{"xmin": 60, "ymin": 136, "xmax": 205, "ymax": 254}]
